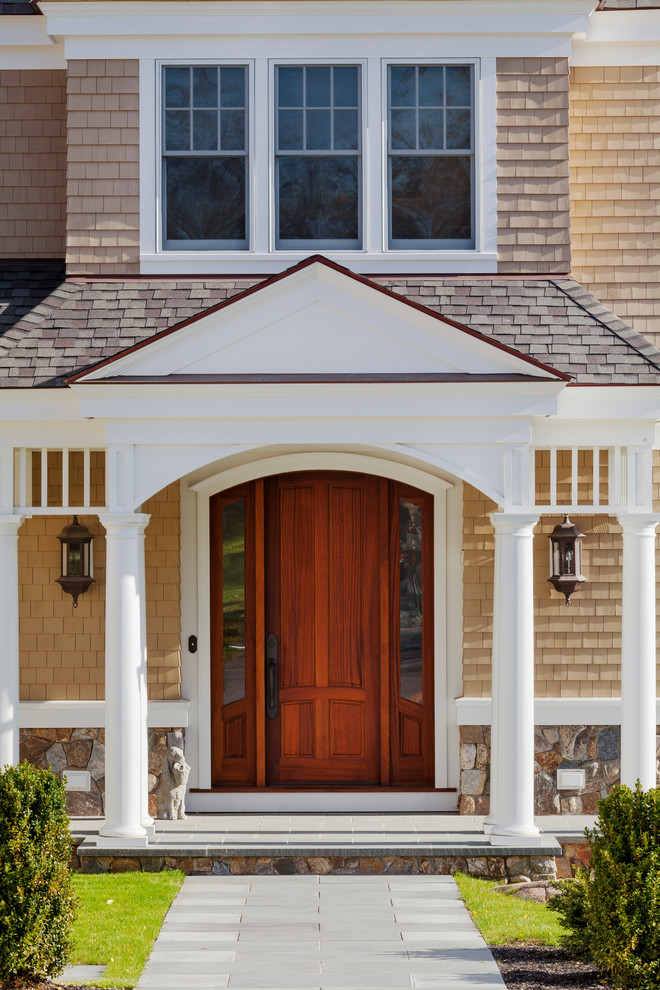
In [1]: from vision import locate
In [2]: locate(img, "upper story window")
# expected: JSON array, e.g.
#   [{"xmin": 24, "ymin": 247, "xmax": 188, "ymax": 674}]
[
  {"xmin": 163, "ymin": 65, "xmax": 248, "ymax": 249},
  {"xmin": 146, "ymin": 56, "xmax": 494, "ymax": 271},
  {"xmin": 276, "ymin": 65, "xmax": 361, "ymax": 250},
  {"xmin": 388, "ymin": 64, "xmax": 473, "ymax": 249}
]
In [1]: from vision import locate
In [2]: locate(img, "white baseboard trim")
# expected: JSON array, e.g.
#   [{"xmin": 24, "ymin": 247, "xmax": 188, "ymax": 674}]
[
  {"xmin": 20, "ymin": 699, "xmax": 190, "ymax": 729},
  {"xmin": 455, "ymin": 696, "xmax": 658, "ymax": 726},
  {"xmin": 186, "ymin": 792, "xmax": 459, "ymax": 813}
]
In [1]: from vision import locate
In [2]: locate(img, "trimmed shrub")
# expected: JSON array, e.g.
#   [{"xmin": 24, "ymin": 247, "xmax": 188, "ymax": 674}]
[
  {"xmin": 550, "ymin": 782, "xmax": 660, "ymax": 989},
  {"xmin": 0, "ymin": 762, "xmax": 77, "ymax": 982}
]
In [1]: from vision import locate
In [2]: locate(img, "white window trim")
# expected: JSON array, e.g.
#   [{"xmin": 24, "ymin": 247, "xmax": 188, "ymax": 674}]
[{"xmin": 140, "ymin": 53, "xmax": 497, "ymax": 274}]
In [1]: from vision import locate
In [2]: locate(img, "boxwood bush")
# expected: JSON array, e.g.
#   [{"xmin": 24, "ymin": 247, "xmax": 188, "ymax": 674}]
[
  {"xmin": 550, "ymin": 782, "xmax": 660, "ymax": 989},
  {"xmin": 0, "ymin": 762, "xmax": 77, "ymax": 982}
]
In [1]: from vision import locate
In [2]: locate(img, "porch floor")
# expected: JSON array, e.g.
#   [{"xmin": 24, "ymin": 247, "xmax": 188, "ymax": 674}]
[{"xmin": 72, "ymin": 813, "xmax": 595, "ymax": 860}]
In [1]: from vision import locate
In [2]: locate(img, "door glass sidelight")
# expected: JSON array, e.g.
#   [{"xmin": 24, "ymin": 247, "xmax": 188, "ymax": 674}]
[
  {"xmin": 222, "ymin": 498, "xmax": 246, "ymax": 706},
  {"xmin": 399, "ymin": 497, "xmax": 423, "ymax": 705}
]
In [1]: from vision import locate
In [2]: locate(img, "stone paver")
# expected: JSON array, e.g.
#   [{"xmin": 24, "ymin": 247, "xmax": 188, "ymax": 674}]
[{"xmin": 137, "ymin": 875, "xmax": 504, "ymax": 990}]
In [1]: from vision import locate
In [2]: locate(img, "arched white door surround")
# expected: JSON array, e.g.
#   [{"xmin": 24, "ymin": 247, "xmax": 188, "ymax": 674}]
[{"xmin": 179, "ymin": 448, "xmax": 464, "ymax": 811}]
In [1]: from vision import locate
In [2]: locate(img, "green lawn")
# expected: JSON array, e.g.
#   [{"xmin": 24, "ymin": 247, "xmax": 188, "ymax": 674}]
[
  {"xmin": 68, "ymin": 871, "xmax": 184, "ymax": 988},
  {"xmin": 455, "ymin": 873, "xmax": 567, "ymax": 946}
]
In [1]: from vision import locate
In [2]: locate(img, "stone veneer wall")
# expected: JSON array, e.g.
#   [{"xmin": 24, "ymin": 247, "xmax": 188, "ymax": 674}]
[
  {"xmin": 20, "ymin": 726, "xmax": 185, "ymax": 819},
  {"xmin": 0, "ymin": 69, "xmax": 67, "ymax": 258},
  {"xmin": 459, "ymin": 724, "xmax": 660, "ymax": 816},
  {"xmin": 66, "ymin": 60, "xmax": 140, "ymax": 274},
  {"xmin": 18, "ymin": 481, "xmax": 181, "ymax": 701},
  {"xmin": 569, "ymin": 66, "xmax": 660, "ymax": 342},
  {"xmin": 496, "ymin": 57, "xmax": 571, "ymax": 274}
]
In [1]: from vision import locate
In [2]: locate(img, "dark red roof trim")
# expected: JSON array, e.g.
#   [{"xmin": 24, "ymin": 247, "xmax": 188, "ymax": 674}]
[
  {"xmin": 65, "ymin": 255, "xmax": 571, "ymax": 384},
  {"xmin": 77, "ymin": 372, "xmax": 559, "ymax": 385}
]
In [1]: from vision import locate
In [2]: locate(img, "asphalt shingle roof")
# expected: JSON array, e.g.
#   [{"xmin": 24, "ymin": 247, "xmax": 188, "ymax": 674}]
[
  {"xmin": 0, "ymin": 1, "xmax": 36, "ymax": 13},
  {"xmin": 1, "ymin": 263, "xmax": 660, "ymax": 387}
]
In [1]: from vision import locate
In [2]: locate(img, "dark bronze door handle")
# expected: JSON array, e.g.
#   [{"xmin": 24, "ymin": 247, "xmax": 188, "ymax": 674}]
[{"xmin": 266, "ymin": 633, "xmax": 278, "ymax": 718}]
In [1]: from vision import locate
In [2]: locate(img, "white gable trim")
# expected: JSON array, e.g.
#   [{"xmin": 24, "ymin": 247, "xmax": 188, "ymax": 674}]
[{"xmin": 70, "ymin": 261, "xmax": 563, "ymax": 384}]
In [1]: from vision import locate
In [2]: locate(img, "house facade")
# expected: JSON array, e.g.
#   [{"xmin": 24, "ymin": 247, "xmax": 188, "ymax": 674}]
[{"xmin": 1, "ymin": 0, "xmax": 660, "ymax": 848}]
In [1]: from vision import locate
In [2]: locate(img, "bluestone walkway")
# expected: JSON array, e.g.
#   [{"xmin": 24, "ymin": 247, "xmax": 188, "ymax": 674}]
[{"xmin": 136, "ymin": 874, "xmax": 505, "ymax": 990}]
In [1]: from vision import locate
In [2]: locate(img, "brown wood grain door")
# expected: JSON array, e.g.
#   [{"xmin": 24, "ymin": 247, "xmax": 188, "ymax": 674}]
[
  {"xmin": 210, "ymin": 471, "xmax": 435, "ymax": 789},
  {"xmin": 265, "ymin": 472, "xmax": 381, "ymax": 784}
]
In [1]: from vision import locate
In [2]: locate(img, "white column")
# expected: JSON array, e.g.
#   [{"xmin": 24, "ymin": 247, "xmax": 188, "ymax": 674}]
[
  {"xmin": 138, "ymin": 526, "xmax": 155, "ymax": 835},
  {"xmin": 98, "ymin": 514, "xmax": 150, "ymax": 846},
  {"xmin": 483, "ymin": 527, "xmax": 500, "ymax": 834},
  {"xmin": 619, "ymin": 514, "xmax": 659, "ymax": 791},
  {"xmin": 489, "ymin": 513, "xmax": 542, "ymax": 845},
  {"xmin": 0, "ymin": 516, "xmax": 23, "ymax": 769}
]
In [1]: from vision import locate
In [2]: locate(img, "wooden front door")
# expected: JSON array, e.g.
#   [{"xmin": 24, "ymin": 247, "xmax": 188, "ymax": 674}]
[
  {"xmin": 265, "ymin": 473, "xmax": 381, "ymax": 784},
  {"xmin": 210, "ymin": 471, "xmax": 434, "ymax": 788}
]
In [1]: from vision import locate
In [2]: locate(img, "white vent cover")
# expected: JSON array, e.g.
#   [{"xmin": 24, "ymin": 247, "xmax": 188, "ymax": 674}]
[
  {"xmin": 63, "ymin": 770, "xmax": 91, "ymax": 792},
  {"xmin": 556, "ymin": 768, "xmax": 585, "ymax": 790}
]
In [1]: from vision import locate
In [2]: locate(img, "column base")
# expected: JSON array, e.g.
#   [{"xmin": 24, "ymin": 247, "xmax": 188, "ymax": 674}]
[
  {"xmin": 483, "ymin": 821, "xmax": 496, "ymax": 834},
  {"xmin": 490, "ymin": 826, "xmax": 544, "ymax": 848},
  {"xmin": 95, "ymin": 834, "xmax": 150, "ymax": 849},
  {"xmin": 142, "ymin": 822, "xmax": 156, "ymax": 837}
]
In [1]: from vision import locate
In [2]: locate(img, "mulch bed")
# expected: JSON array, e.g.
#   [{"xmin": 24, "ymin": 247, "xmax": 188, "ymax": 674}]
[{"xmin": 492, "ymin": 945, "xmax": 612, "ymax": 990}]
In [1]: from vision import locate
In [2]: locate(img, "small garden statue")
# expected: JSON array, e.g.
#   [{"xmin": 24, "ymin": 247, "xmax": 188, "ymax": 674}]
[{"xmin": 156, "ymin": 746, "xmax": 191, "ymax": 820}]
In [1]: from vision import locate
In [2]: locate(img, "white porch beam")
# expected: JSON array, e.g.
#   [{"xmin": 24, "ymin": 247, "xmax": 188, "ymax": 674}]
[
  {"xmin": 97, "ymin": 513, "xmax": 150, "ymax": 846},
  {"xmin": 489, "ymin": 513, "xmax": 543, "ymax": 846},
  {"xmin": 0, "ymin": 517, "xmax": 23, "ymax": 768},
  {"xmin": 619, "ymin": 514, "xmax": 660, "ymax": 792}
]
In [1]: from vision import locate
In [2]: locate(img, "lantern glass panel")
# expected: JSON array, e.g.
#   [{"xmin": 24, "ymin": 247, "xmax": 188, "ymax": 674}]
[
  {"xmin": 562, "ymin": 541, "xmax": 575, "ymax": 575},
  {"xmin": 552, "ymin": 541, "xmax": 561, "ymax": 575},
  {"xmin": 68, "ymin": 544, "xmax": 82, "ymax": 577}
]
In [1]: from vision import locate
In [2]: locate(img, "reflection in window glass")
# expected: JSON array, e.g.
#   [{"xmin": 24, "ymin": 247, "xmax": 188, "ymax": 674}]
[
  {"xmin": 399, "ymin": 498, "xmax": 423, "ymax": 706},
  {"xmin": 163, "ymin": 65, "xmax": 248, "ymax": 247},
  {"xmin": 222, "ymin": 499, "xmax": 246, "ymax": 707},
  {"xmin": 388, "ymin": 64, "xmax": 473, "ymax": 248},
  {"xmin": 275, "ymin": 64, "xmax": 361, "ymax": 247}
]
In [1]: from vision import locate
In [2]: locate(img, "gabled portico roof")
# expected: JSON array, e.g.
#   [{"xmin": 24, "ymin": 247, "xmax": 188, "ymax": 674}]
[
  {"xmin": 66, "ymin": 257, "xmax": 568, "ymax": 386},
  {"xmin": 2, "ymin": 259, "xmax": 660, "ymax": 387}
]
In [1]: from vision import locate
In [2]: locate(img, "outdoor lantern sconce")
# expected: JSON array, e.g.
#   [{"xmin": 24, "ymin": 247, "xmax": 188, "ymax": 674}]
[
  {"xmin": 56, "ymin": 516, "xmax": 95, "ymax": 607},
  {"xmin": 547, "ymin": 515, "xmax": 586, "ymax": 606}
]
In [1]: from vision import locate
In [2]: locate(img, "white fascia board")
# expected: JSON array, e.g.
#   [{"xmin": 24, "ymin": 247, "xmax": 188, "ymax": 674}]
[
  {"xmin": 0, "ymin": 45, "xmax": 66, "ymax": 69},
  {"xmin": 72, "ymin": 382, "xmax": 564, "ymax": 424},
  {"xmin": 532, "ymin": 417, "xmax": 655, "ymax": 449},
  {"xmin": 456, "ymin": 696, "xmax": 658, "ymax": 727},
  {"xmin": 40, "ymin": 1, "xmax": 594, "ymax": 43},
  {"xmin": 0, "ymin": 14, "xmax": 65, "ymax": 69},
  {"xmin": 0, "ymin": 389, "xmax": 84, "ymax": 423},
  {"xmin": 103, "ymin": 416, "xmax": 535, "ymax": 448},
  {"xmin": 20, "ymin": 699, "xmax": 190, "ymax": 729},
  {"xmin": 557, "ymin": 386, "xmax": 660, "ymax": 425},
  {"xmin": 0, "ymin": 15, "xmax": 56, "ymax": 46},
  {"xmin": 572, "ymin": 9, "xmax": 660, "ymax": 66}
]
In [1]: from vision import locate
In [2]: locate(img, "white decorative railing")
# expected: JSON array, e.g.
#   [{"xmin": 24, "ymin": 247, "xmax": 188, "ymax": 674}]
[
  {"xmin": 13, "ymin": 448, "xmax": 107, "ymax": 513},
  {"xmin": 530, "ymin": 446, "xmax": 653, "ymax": 514}
]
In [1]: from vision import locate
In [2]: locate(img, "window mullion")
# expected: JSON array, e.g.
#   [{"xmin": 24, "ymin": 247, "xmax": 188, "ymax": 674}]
[{"xmin": 253, "ymin": 58, "xmax": 269, "ymax": 254}]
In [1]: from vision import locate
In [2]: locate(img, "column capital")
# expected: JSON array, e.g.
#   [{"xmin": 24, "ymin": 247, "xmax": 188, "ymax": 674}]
[
  {"xmin": 0, "ymin": 515, "xmax": 23, "ymax": 534},
  {"xmin": 490, "ymin": 512, "xmax": 539, "ymax": 537},
  {"xmin": 99, "ymin": 513, "xmax": 150, "ymax": 536},
  {"xmin": 617, "ymin": 513, "xmax": 660, "ymax": 536}
]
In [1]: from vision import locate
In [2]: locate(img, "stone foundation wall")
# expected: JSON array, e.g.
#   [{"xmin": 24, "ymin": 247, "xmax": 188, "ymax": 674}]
[
  {"xmin": 75, "ymin": 852, "xmax": 557, "ymax": 881},
  {"xmin": 458, "ymin": 723, "xmax": 660, "ymax": 815},
  {"xmin": 19, "ymin": 726, "xmax": 185, "ymax": 818}
]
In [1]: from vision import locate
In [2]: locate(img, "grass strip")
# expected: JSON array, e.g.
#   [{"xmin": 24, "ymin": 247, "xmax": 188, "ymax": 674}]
[
  {"xmin": 69, "ymin": 871, "xmax": 184, "ymax": 988},
  {"xmin": 455, "ymin": 873, "xmax": 567, "ymax": 946}
]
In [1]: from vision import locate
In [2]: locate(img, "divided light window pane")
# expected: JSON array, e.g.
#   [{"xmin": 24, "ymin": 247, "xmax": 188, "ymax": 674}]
[
  {"xmin": 275, "ymin": 65, "xmax": 361, "ymax": 249},
  {"xmin": 388, "ymin": 64, "xmax": 474, "ymax": 249},
  {"xmin": 163, "ymin": 65, "xmax": 248, "ymax": 249}
]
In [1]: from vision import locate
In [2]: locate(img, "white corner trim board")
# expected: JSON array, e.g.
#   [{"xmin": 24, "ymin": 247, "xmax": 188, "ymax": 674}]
[
  {"xmin": 455, "ymin": 696, "xmax": 658, "ymax": 727},
  {"xmin": 19, "ymin": 699, "xmax": 190, "ymax": 729}
]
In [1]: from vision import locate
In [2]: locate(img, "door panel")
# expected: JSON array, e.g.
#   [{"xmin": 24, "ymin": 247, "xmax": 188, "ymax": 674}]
[{"xmin": 266, "ymin": 472, "xmax": 380, "ymax": 784}]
